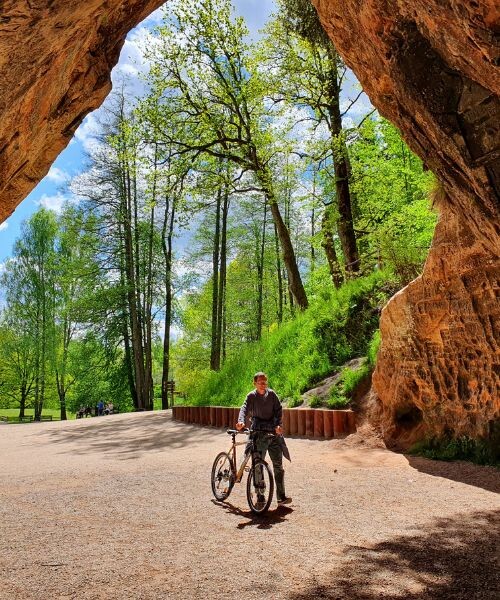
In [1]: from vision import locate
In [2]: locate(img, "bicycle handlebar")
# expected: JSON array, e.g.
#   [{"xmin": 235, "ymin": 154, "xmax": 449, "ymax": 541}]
[{"xmin": 226, "ymin": 428, "xmax": 278, "ymax": 436}]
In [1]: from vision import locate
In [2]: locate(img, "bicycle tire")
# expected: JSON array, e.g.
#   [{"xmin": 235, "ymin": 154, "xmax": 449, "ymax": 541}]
[
  {"xmin": 246, "ymin": 458, "xmax": 274, "ymax": 514},
  {"xmin": 211, "ymin": 452, "xmax": 235, "ymax": 501}
]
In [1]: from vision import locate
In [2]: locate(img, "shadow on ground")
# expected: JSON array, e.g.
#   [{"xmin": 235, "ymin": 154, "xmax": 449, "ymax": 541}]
[
  {"xmin": 211, "ymin": 498, "xmax": 293, "ymax": 530},
  {"xmin": 37, "ymin": 412, "xmax": 222, "ymax": 460},
  {"xmin": 407, "ymin": 455, "xmax": 500, "ymax": 494},
  {"xmin": 288, "ymin": 509, "xmax": 500, "ymax": 600}
]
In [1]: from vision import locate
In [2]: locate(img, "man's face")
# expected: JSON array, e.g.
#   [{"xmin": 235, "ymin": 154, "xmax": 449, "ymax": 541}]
[{"xmin": 255, "ymin": 376, "xmax": 268, "ymax": 394}]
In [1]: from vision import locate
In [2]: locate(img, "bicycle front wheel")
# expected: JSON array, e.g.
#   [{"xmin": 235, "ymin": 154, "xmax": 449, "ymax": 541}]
[
  {"xmin": 211, "ymin": 452, "xmax": 234, "ymax": 501},
  {"xmin": 246, "ymin": 458, "xmax": 274, "ymax": 514}
]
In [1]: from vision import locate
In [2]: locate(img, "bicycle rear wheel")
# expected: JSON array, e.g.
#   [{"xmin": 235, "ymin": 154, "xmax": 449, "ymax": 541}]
[
  {"xmin": 246, "ymin": 458, "xmax": 274, "ymax": 514},
  {"xmin": 211, "ymin": 452, "xmax": 234, "ymax": 501}
]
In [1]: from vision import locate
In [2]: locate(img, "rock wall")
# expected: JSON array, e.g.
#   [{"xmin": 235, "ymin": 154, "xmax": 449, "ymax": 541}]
[
  {"xmin": 0, "ymin": 0, "xmax": 164, "ymax": 223},
  {"xmin": 312, "ymin": 0, "xmax": 499, "ymax": 443}
]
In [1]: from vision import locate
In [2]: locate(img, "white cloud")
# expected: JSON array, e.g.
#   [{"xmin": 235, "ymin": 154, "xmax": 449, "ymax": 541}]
[
  {"xmin": 0, "ymin": 220, "xmax": 8, "ymax": 232},
  {"xmin": 112, "ymin": 26, "xmax": 158, "ymax": 95},
  {"xmin": 46, "ymin": 166, "xmax": 70, "ymax": 184},
  {"xmin": 37, "ymin": 192, "xmax": 67, "ymax": 214},
  {"xmin": 74, "ymin": 113, "xmax": 101, "ymax": 153}
]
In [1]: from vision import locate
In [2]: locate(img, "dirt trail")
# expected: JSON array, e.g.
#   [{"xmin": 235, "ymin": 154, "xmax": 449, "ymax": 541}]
[{"xmin": 0, "ymin": 411, "xmax": 498, "ymax": 599}]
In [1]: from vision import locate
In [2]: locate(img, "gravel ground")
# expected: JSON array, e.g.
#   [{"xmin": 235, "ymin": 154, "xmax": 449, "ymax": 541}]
[{"xmin": 0, "ymin": 411, "xmax": 498, "ymax": 600}]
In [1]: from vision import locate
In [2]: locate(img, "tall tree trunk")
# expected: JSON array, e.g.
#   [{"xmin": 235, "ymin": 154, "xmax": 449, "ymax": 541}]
[
  {"xmin": 161, "ymin": 189, "xmax": 176, "ymax": 410},
  {"xmin": 143, "ymin": 145, "xmax": 158, "ymax": 412},
  {"xmin": 118, "ymin": 220, "xmax": 138, "ymax": 407},
  {"xmin": 327, "ymin": 47, "xmax": 359, "ymax": 275},
  {"xmin": 274, "ymin": 222, "xmax": 284, "ymax": 324},
  {"xmin": 256, "ymin": 201, "xmax": 267, "ymax": 340},
  {"xmin": 210, "ymin": 188, "xmax": 222, "ymax": 371},
  {"xmin": 310, "ymin": 206, "xmax": 316, "ymax": 273},
  {"xmin": 123, "ymin": 324, "xmax": 137, "ymax": 406},
  {"xmin": 19, "ymin": 384, "xmax": 27, "ymax": 419},
  {"xmin": 215, "ymin": 188, "xmax": 229, "ymax": 368},
  {"xmin": 268, "ymin": 200, "xmax": 307, "ymax": 309},
  {"xmin": 258, "ymin": 167, "xmax": 308, "ymax": 310},
  {"xmin": 121, "ymin": 162, "xmax": 146, "ymax": 410},
  {"xmin": 321, "ymin": 204, "xmax": 344, "ymax": 288}
]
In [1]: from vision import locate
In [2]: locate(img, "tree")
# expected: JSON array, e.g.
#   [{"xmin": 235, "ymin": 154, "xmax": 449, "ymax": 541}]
[
  {"xmin": 145, "ymin": 0, "xmax": 308, "ymax": 309},
  {"xmin": 0, "ymin": 321, "xmax": 36, "ymax": 417},
  {"xmin": 261, "ymin": 0, "xmax": 361, "ymax": 276},
  {"xmin": 4, "ymin": 209, "xmax": 58, "ymax": 420}
]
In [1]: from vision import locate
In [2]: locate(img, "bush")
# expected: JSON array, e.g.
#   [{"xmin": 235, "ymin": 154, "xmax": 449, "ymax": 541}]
[
  {"xmin": 409, "ymin": 435, "xmax": 500, "ymax": 466},
  {"xmin": 327, "ymin": 391, "xmax": 350, "ymax": 409},
  {"xmin": 367, "ymin": 329, "xmax": 381, "ymax": 367},
  {"xmin": 342, "ymin": 363, "xmax": 371, "ymax": 396},
  {"xmin": 309, "ymin": 395, "xmax": 322, "ymax": 408}
]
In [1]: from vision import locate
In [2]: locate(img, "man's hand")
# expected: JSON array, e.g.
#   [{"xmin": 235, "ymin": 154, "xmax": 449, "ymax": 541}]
[
  {"xmin": 236, "ymin": 421, "xmax": 245, "ymax": 431},
  {"xmin": 275, "ymin": 425, "xmax": 283, "ymax": 435}
]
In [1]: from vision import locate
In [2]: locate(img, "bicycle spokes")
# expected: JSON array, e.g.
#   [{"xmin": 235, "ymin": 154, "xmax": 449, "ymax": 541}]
[{"xmin": 211, "ymin": 452, "xmax": 234, "ymax": 501}]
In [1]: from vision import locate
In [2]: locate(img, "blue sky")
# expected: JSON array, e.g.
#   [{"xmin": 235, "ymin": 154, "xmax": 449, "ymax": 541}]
[{"xmin": 0, "ymin": 0, "xmax": 371, "ymax": 270}]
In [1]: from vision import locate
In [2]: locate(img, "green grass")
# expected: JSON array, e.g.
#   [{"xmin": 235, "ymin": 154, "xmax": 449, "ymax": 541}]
[
  {"xmin": 409, "ymin": 435, "xmax": 500, "ymax": 467},
  {"xmin": 0, "ymin": 408, "xmax": 76, "ymax": 421},
  {"xmin": 184, "ymin": 270, "xmax": 394, "ymax": 407}
]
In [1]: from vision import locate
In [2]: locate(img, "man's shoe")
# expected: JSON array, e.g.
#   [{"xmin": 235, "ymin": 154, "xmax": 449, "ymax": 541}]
[{"xmin": 277, "ymin": 497, "xmax": 292, "ymax": 505}]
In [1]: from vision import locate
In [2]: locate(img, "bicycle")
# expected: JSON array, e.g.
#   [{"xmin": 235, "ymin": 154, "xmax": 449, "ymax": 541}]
[{"xmin": 211, "ymin": 428, "xmax": 275, "ymax": 514}]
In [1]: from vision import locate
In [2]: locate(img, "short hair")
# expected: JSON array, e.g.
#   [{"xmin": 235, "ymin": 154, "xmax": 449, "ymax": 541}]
[{"xmin": 253, "ymin": 371, "xmax": 268, "ymax": 382}]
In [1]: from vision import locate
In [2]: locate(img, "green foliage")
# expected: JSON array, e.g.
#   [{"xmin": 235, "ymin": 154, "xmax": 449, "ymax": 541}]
[
  {"xmin": 178, "ymin": 270, "xmax": 392, "ymax": 406},
  {"xmin": 350, "ymin": 117, "xmax": 437, "ymax": 284},
  {"xmin": 287, "ymin": 393, "xmax": 303, "ymax": 408},
  {"xmin": 326, "ymin": 358, "xmax": 373, "ymax": 409},
  {"xmin": 327, "ymin": 391, "xmax": 350, "ymax": 409},
  {"xmin": 342, "ymin": 363, "xmax": 371, "ymax": 396},
  {"xmin": 367, "ymin": 329, "xmax": 381, "ymax": 368},
  {"xmin": 409, "ymin": 434, "xmax": 500, "ymax": 467},
  {"xmin": 308, "ymin": 395, "xmax": 322, "ymax": 408}
]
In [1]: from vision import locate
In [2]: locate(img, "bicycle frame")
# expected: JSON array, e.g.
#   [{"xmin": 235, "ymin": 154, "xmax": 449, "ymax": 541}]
[{"xmin": 227, "ymin": 431, "xmax": 252, "ymax": 483}]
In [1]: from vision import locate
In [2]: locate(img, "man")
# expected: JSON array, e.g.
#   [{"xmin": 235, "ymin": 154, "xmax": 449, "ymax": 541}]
[{"xmin": 236, "ymin": 372, "xmax": 292, "ymax": 506}]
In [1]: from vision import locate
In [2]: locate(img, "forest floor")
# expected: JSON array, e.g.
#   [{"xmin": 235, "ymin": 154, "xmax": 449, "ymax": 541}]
[{"xmin": 0, "ymin": 410, "xmax": 498, "ymax": 600}]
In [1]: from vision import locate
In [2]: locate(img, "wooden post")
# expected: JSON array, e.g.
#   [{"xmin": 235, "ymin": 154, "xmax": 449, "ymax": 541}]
[
  {"xmin": 323, "ymin": 410, "xmax": 334, "ymax": 438},
  {"xmin": 314, "ymin": 410, "xmax": 324, "ymax": 438},
  {"xmin": 282, "ymin": 409, "xmax": 290, "ymax": 435},
  {"xmin": 305, "ymin": 409, "xmax": 314, "ymax": 437}
]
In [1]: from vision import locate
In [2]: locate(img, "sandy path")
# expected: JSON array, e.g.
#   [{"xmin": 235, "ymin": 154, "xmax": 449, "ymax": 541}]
[{"xmin": 0, "ymin": 411, "xmax": 498, "ymax": 599}]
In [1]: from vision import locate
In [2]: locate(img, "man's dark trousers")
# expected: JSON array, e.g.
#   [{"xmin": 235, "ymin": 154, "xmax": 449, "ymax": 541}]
[{"xmin": 254, "ymin": 431, "xmax": 285, "ymax": 501}]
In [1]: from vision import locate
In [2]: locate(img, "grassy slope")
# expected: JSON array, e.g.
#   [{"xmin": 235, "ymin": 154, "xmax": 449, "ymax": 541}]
[{"xmin": 186, "ymin": 270, "xmax": 396, "ymax": 407}]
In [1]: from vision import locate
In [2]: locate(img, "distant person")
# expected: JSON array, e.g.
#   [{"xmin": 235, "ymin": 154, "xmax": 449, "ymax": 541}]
[
  {"xmin": 236, "ymin": 372, "xmax": 292, "ymax": 506},
  {"xmin": 84, "ymin": 406, "xmax": 92, "ymax": 417},
  {"xmin": 97, "ymin": 400, "xmax": 104, "ymax": 416},
  {"xmin": 108, "ymin": 402, "xmax": 114, "ymax": 414}
]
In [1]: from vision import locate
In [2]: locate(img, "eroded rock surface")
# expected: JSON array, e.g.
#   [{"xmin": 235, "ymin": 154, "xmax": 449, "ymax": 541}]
[
  {"xmin": 313, "ymin": 0, "xmax": 499, "ymax": 444},
  {"xmin": 0, "ymin": 0, "xmax": 164, "ymax": 223}
]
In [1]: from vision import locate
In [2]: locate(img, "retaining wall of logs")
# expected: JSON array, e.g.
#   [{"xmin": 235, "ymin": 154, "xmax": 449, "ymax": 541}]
[{"xmin": 172, "ymin": 406, "xmax": 356, "ymax": 438}]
